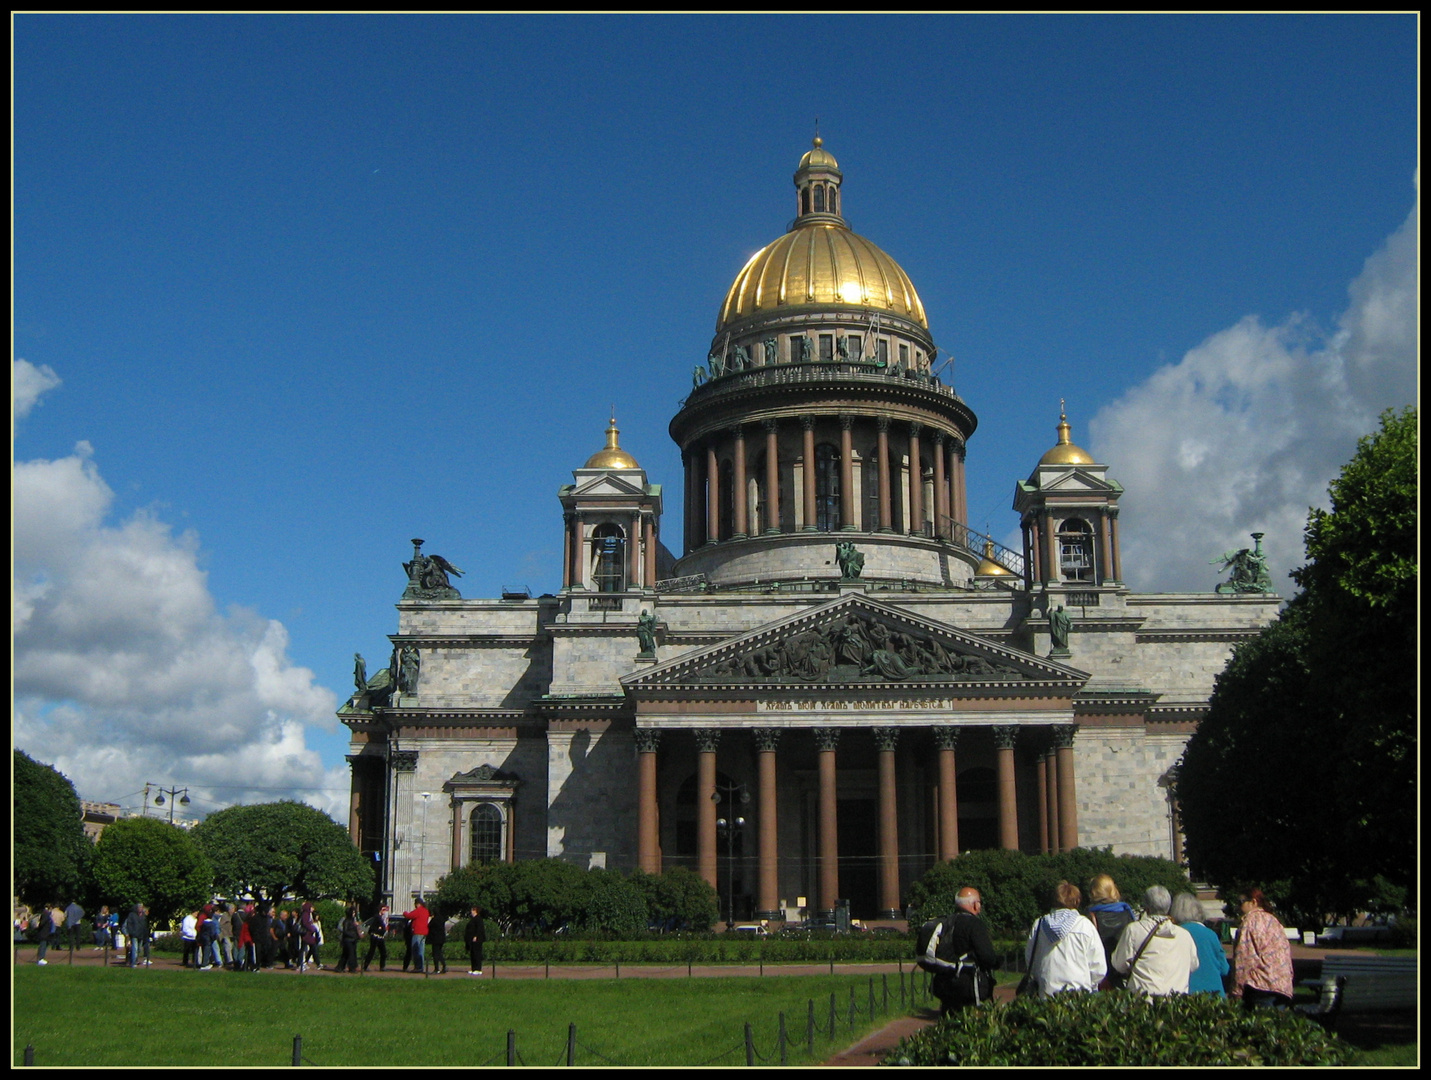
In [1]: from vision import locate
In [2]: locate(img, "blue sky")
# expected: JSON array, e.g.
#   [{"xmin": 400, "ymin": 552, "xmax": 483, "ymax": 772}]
[{"xmin": 14, "ymin": 15, "xmax": 1418, "ymax": 822}]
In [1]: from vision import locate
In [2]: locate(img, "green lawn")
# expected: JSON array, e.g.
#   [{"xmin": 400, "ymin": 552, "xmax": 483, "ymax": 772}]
[{"xmin": 12, "ymin": 965, "xmax": 907, "ymax": 1067}]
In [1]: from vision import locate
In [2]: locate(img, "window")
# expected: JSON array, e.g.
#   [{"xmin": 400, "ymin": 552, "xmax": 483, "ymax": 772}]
[
  {"xmin": 819, "ymin": 334, "xmax": 834, "ymax": 363},
  {"xmin": 801, "ymin": 189, "xmax": 810, "ymax": 215},
  {"xmin": 847, "ymin": 335, "xmax": 863, "ymax": 362},
  {"xmin": 898, "ymin": 343, "xmax": 909, "ymax": 368},
  {"xmin": 592, "ymin": 524, "xmax": 626, "ymax": 591},
  {"xmin": 813, "ymin": 185, "xmax": 825, "ymax": 212},
  {"xmin": 469, "ymin": 803, "xmax": 503, "ymax": 866},
  {"xmin": 876, "ymin": 339, "xmax": 888, "ymax": 366},
  {"xmin": 829, "ymin": 187, "xmax": 838, "ymax": 215},
  {"xmin": 1057, "ymin": 518, "xmax": 1095, "ymax": 582},
  {"xmin": 815, "ymin": 443, "xmax": 841, "ymax": 532}
]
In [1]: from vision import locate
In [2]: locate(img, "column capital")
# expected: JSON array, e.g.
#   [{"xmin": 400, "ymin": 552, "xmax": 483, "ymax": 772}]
[
  {"xmin": 728, "ymin": 424, "xmax": 745, "ymax": 440},
  {"xmin": 634, "ymin": 728, "xmax": 662, "ymax": 754},
  {"xmin": 345, "ymin": 754, "xmax": 364, "ymax": 768},
  {"xmin": 1050, "ymin": 724, "xmax": 1079, "ymax": 749},
  {"xmin": 763, "ymin": 417, "xmax": 780, "ymax": 434},
  {"xmin": 839, "ymin": 412, "xmax": 855, "ymax": 431},
  {"xmin": 908, "ymin": 421, "xmax": 923, "ymax": 438},
  {"xmin": 812, "ymin": 726, "xmax": 841, "ymax": 753},
  {"xmin": 693, "ymin": 727, "xmax": 722, "ymax": 754},
  {"xmin": 872, "ymin": 727, "xmax": 899, "ymax": 752},
  {"xmin": 931, "ymin": 429, "xmax": 946, "ymax": 448},
  {"xmin": 931, "ymin": 725, "xmax": 960, "ymax": 751},
  {"xmin": 876, "ymin": 415, "xmax": 890, "ymax": 433},
  {"xmin": 751, "ymin": 727, "xmax": 782, "ymax": 754},
  {"xmin": 390, "ymin": 750, "xmax": 419, "ymax": 773},
  {"xmin": 991, "ymin": 725, "xmax": 1020, "ymax": 751},
  {"xmin": 801, "ymin": 414, "xmax": 817, "ymax": 431}
]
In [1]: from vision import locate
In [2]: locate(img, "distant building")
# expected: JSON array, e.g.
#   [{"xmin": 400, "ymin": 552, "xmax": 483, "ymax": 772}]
[
  {"xmin": 341, "ymin": 140, "xmax": 1280, "ymax": 922},
  {"xmin": 80, "ymin": 800, "xmax": 122, "ymax": 842}
]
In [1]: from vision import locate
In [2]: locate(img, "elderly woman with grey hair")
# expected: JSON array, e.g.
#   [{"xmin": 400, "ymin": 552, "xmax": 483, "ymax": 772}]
[
  {"xmin": 1171, "ymin": 893, "xmax": 1229, "ymax": 996},
  {"xmin": 1110, "ymin": 885, "xmax": 1200, "ymax": 996}
]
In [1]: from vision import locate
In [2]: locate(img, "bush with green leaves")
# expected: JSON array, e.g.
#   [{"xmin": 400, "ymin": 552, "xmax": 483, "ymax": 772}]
[
  {"xmin": 628, "ymin": 866, "xmax": 719, "ymax": 931},
  {"xmin": 905, "ymin": 849, "xmax": 1191, "ymax": 936},
  {"xmin": 90, "ymin": 816, "xmax": 213, "ymax": 927},
  {"xmin": 886, "ymin": 992, "xmax": 1354, "ymax": 1066},
  {"xmin": 14, "ymin": 751, "xmax": 94, "ymax": 910}
]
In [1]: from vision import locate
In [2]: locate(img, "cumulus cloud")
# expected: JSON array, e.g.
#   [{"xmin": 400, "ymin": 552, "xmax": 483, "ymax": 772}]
[
  {"xmin": 1089, "ymin": 188, "xmax": 1418, "ymax": 594},
  {"xmin": 13, "ymin": 366, "xmax": 345, "ymax": 819},
  {"xmin": 13, "ymin": 358, "xmax": 62, "ymax": 421}
]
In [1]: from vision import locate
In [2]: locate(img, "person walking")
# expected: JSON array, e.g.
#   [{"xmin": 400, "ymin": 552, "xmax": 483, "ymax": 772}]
[
  {"xmin": 34, "ymin": 905, "xmax": 56, "ymax": 965},
  {"xmin": 925, "ymin": 887, "xmax": 997, "ymax": 1016},
  {"xmin": 362, "ymin": 904, "xmax": 391, "ymax": 972},
  {"xmin": 217, "ymin": 903, "xmax": 235, "ymax": 969},
  {"xmin": 1111, "ymin": 885, "xmax": 1199, "ymax": 996},
  {"xmin": 1086, "ymin": 874, "xmax": 1137, "ymax": 990},
  {"xmin": 298, "ymin": 902, "xmax": 321, "ymax": 972},
  {"xmin": 235, "ymin": 904, "xmax": 255, "ymax": 970},
  {"xmin": 403, "ymin": 899, "xmax": 431, "ymax": 974},
  {"xmin": 1171, "ymin": 893, "xmax": 1229, "ymax": 996},
  {"xmin": 1232, "ymin": 888, "xmax": 1294, "ymax": 1009},
  {"xmin": 1023, "ymin": 881, "xmax": 1106, "ymax": 996},
  {"xmin": 428, "ymin": 908, "xmax": 448, "ymax": 974},
  {"xmin": 64, "ymin": 899, "xmax": 85, "ymax": 953},
  {"xmin": 284, "ymin": 909, "xmax": 302, "ymax": 969},
  {"xmin": 335, "ymin": 906, "xmax": 362, "ymax": 973},
  {"xmin": 399, "ymin": 913, "xmax": 415, "ymax": 972},
  {"xmin": 464, "ymin": 906, "xmax": 487, "ymax": 976},
  {"xmin": 93, "ymin": 906, "xmax": 111, "ymax": 950},
  {"xmin": 180, "ymin": 908, "xmax": 199, "ymax": 968},
  {"xmin": 123, "ymin": 904, "xmax": 151, "ymax": 967}
]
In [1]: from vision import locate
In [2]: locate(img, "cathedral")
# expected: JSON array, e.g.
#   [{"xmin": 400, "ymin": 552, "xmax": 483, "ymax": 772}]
[{"xmin": 341, "ymin": 139, "xmax": 1279, "ymax": 923}]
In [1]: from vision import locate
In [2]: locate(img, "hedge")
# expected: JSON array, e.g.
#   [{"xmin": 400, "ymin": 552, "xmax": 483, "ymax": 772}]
[{"xmin": 885, "ymin": 992, "xmax": 1354, "ymax": 1066}]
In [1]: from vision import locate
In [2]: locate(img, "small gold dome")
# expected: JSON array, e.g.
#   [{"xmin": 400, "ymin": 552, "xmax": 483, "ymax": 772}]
[
  {"xmin": 718, "ymin": 226, "xmax": 927, "ymax": 332},
  {"xmin": 798, "ymin": 136, "xmax": 840, "ymax": 171},
  {"xmin": 584, "ymin": 415, "xmax": 640, "ymax": 470},
  {"xmin": 1039, "ymin": 412, "xmax": 1095, "ymax": 466},
  {"xmin": 975, "ymin": 539, "xmax": 1017, "ymax": 577}
]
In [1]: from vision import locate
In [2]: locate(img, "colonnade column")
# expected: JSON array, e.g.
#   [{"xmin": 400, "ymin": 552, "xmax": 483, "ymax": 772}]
[
  {"xmin": 695, "ymin": 729, "xmax": 720, "ymax": 889},
  {"xmin": 636, "ymin": 728, "xmax": 662, "ymax": 874},
  {"xmin": 763, "ymin": 419, "xmax": 781, "ymax": 534},
  {"xmin": 731, "ymin": 427, "xmax": 748, "ymax": 539},
  {"xmin": 644, "ymin": 517, "xmax": 657, "ymax": 588},
  {"xmin": 814, "ymin": 727, "xmax": 841, "ymax": 917},
  {"xmin": 932, "ymin": 434, "xmax": 949, "ymax": 539},
  {"xmin": 839, "ymin": 414, "xmax": 856, "ymax": 531},
  {"xmin": 1045, "ymin": 738, "xmax": 1061, "ymax": 854},
  {"xmin": 951, "ymin": 441, "xmax": 967, "ymax": 530},
  {"xmin": 907, "ymin": 425, "xmax": 924, "ymax": 536},
  {"xmin": 933, "ymin": 726, "xmax": 959, "ymax": 861},
  {"xmin": 801, "ymin": 416, "xmax": 817, "ymax": 531},
  {"xmin": 992, "ymin": 725, "xmax": 1020, "ymax": 851},
  {"xmin": 1109, "ymin": 508, "xmax": 1123, "ymax": 582},
  {"xmin": 451, "ymin": 797, "xmax": 463, "ymax": 873},
  {"xmin": 1041, "ymin": 510, "xmax": 1057, "ymax": 584},
  {"xmin": 628, "ymin": 513, "xmax": 642, "ymax": 588},
  {"xmin": 1035, "ymin": 750, "xmax": 1049, "ymax": 854},
  {"xmin": 569, "ymin": 516, "xmax": 584, "ymax": 590},
  {"xmin": 873, "ymin": 728, "xmax": 901, "ymax": 918},
  {"xmin": 1053, "ymin": 724, "xmax": 1079, "ymax": 851},
  {"xmin": 562, "ymin": 514, "xmax": 573, "ymax": 589},
  {"xmin": 1098, "ymin": 509, "xmax": 1114, "ymax": 584},
  {"xmin": 346, "ymin": 755, "xmax": 362, "ymax": 847},
  {"xmin": 753, "ymin": 728, "xmax": 781, "ymax": 920},
  {"xmin": 876, "ymin": 417, "xmax": 892, "ymax": 532},
  {"xmin": 705, "ymin": 445, "xmax": 720, "ymax": 545}
]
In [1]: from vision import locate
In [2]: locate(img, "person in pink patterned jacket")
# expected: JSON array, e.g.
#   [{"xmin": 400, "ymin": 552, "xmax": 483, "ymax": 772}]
[{"xmin": 1232, "ymin": 888, "xmax": 1294, "ymax": 1008}]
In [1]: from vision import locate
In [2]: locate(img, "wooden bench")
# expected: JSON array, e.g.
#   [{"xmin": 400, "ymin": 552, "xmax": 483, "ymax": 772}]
[{"xmin": 1296, "ymin": 956, "xmax": 1417, "ymax": 1029}]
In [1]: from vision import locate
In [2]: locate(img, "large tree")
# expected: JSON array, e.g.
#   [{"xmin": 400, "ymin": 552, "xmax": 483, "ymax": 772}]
[
  {"xmin": 13, "ymin": 750, "xmax": 93, "ymax": 908},
  {"xmin": 1179, "ymin": 407, "xmax": 1417, "ymax": 923},
  {"xmin": 189, "ymin": 801, "xmax": 373, "ymax": 902},
  {"xmin": 90, "ymin": 816, "xmax": 213, "ymax": 925}
]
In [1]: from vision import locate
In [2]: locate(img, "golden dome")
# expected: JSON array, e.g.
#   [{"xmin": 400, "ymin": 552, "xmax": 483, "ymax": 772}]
[
  {"xmin": 717, "ymin": 225, "xmax": 928, "ymax": 332},
  {"xmin": 1039, "ymin": 411, "xmax": 1095, "ymax": 466},
  {"xmin": 975, "ymin": 539, "xmax": 1017, "ymax": 577},
  {"xmin": 798, "ymin": 135, "xmax": 840, "ymax": 171},
  {"xmin": 584, "ymin": 415, "xmax": 640, "ymax": 469}
]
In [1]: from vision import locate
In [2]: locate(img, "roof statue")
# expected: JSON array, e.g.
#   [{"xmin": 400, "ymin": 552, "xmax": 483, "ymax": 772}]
[
  {"xmin": 403, "ymin": 538, "xmax": 464, "ymax": 600},
  {"xmin": 1213, "ymin": 532, "xmax": 1274, "ymax": 594}
]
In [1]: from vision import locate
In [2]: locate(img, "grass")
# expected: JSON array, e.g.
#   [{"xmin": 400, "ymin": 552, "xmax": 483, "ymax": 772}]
[{"xmin": 12, "ymin": 964, "xmax": 908, "ymax": 1067}]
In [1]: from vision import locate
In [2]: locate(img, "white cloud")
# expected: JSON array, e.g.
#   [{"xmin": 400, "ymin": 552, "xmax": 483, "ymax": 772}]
[
  {"xmin": 13, "ymin": 358, "xmax": 62, "ymax": 421},
  {"xmin": 1089, "ymin": 188, "xmax": 1418, "ymax": 594},
  {"xmin": 13, "ymin": 394, "xmax": 345, "ymax": 820}
]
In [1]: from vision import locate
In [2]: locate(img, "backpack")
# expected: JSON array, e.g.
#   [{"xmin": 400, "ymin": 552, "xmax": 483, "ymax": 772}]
[{"xmin": 914, "ymin": 918, "xmax": 945, "ymax": 973}]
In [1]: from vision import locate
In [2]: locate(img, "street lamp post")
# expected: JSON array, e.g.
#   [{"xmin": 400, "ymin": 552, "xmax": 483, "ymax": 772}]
[
  {"xmin": 712, "ymin": 781, "xmax": 750, "ymax": 931},
  {"xmin": 149, "ymin": 784, "xmax": 191, "ymax": 826}
]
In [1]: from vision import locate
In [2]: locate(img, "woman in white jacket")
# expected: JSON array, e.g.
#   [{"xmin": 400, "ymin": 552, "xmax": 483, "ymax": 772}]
[{"xmin": 1025, "ymin": 881, "xmax": 1107, "ymax": 996}]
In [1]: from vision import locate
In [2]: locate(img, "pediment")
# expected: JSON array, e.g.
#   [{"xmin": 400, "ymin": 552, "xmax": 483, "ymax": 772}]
[
  {"xmin": 624, "ymin": 594, "xmax": 1086, "ymax": 691},
  {"xmin": 569, "ymin": 472, "xmax": 649, "ymax": 498},
  {"xmin": 1041, "ymin": 469, "xmax": 1117, "ymax": 493},
  {"xmin": 446, "ymin": 764, "xmax": 519, "ymax": 787}
]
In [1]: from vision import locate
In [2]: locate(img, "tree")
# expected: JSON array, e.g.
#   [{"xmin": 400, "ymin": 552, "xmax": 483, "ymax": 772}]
[
  {"xmin": 629, "ymin": 866, "xmax": 719, "ymax": 931},
  {"xmin": 13, "ymin": 750, "xmax": 93, "ymax": 908},
  {"xmin": 1179, "ymin": 407, "xmax": 1417, "ymax": 923},
  {"xmin": 90, "ymin": 816, "xmax": 212, "ymax": 926},
  {"xmin": 189, "ymin": 801, "xmax": 373, "ymax": 903}
]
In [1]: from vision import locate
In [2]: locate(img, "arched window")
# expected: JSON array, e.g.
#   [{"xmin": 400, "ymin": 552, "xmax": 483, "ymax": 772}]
[
  {"xmin": 815, "ymin": 442, "xmax": 841, "ymax": 532},
  {"xmin": 469, "ymin": 803, "xmax": 503, "ymax": 866},
  {"xmin": 801, "ymin": 188, "xmax": 811, "ymax": 215},
  {"xmin": 591, "ymin": 524, "xmax": 626, "ymax": 592},
  {"xmin": 829, "ymin": 186, "xmax": 838, "ymax": 215},
  {"xmin": 813, "ymin": 185, "xmax": 825, "ymax": 213},
  {"xmin": 1057, "ymin": 518, "xmax": 1094, "ymax": 582}
]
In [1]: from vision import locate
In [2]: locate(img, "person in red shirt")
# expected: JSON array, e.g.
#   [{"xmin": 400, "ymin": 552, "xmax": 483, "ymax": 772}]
[{"xmin": 403, "ymin": 899, "xmax": 430, "ymax": 973}]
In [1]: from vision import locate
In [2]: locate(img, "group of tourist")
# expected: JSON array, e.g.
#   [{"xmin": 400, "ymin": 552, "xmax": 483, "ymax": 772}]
[
  {"xmin": 19, "ymin": 896, "xmax": 489, "ymax": 978},
  {"xmin": 925, "ymin": 876, "xmax": 1295, "ymax": 1016}
]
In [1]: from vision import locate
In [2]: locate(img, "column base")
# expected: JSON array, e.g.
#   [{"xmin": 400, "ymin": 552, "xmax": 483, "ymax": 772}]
[
  {"xmin": 878, "ymin": 909, "xmax": 903, "ymax": 921},
  {"xmin": 730, "ymin": 532, "xmax": 747, "ymax": 541},
  {"xmin": 763, "ymin": 528, "xmax": 782, "ymax": 536},
  {"xmin": 756, "ymin": 910, "xmax": 783, "ymax": 923}
]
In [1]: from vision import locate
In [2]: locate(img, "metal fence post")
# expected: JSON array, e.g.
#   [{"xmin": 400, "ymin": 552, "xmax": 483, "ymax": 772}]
[
  {"xmin": 744, "ymin": 1022, "xmax": 754, "ymax": 1066},
  {"xmin": 506, "ymin": 1030, "xmax": 515, "ymax": 1066},
  {"xmin": 567, "ymin": 1023, "xmax": 576, "ymax": 1066},
  {"xmin": 23, "ymin": 1045, "xmax": 34, "ymax": 1066},
  {"xmin": 292, "ymin": 1035, "xmax": 301, "ymax": 1066}
]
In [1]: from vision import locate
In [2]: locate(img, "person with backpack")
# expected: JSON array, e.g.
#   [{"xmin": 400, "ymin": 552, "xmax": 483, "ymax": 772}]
[
  {"xmin": 917, "ymin": 887, "xmax": 997, "ymax": 1015},
  {"xmin": 362, "ymin": 904, "xmax": 391, "ymax": 972},
  {"xmin": 1086, "ymin": 873, "xmax": 1137, "ymax": 990},
  {"xmin": 1111, "ymin": 885, "xmax": 1198, "ymax": 996},
  {"xmin": 335, "ymin": 905, "xmax": 363, "ymax": 973}
]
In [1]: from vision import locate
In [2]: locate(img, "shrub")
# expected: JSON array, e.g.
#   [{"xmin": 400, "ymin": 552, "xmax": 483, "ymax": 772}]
[{"xmin": 886, "ymin": 992, "xmax": 1354, "ymax": 1066}]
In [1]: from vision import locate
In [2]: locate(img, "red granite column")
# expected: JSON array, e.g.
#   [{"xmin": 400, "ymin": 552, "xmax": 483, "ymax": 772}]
[
  {"xmin": 1053, "ymin": 725, "xmax": 1079, "ymax": 852},
  {"xmin": 1109, "ymin": 508, "xmax": 1123, "ymax": 582},
  {"xmin": 753, "ymin": 728, "xmax": 781, "ymax": 920},
  {"xmin": 451, "ymin": 798, "xmax": 463, "ymax": 872},
  {"xmin": 801, "ymin": 416, "xmax": 817, "ymax": 531},
  {"xmin": 951, "ymin": 441, "xmax": 967, "ymax": 529},
  {"xmin": 839, "ymin": 414, "xmax": 856, "ymax": 531},
  {"xmin": 874, "ymin": 728, "xmax": 901, "ymax": 918},
  {"xmin": 814, "ymin": 727, "xmax": 840, "ymax": 916},
  {"xmin": 696, "ymin": 729, "xmax": 720, "ymax": 889},
  {"xmin": 628, "ymin": 516, "xmax": 641, "ymax": 589},
  {"xmin": 1099, "ymin": 509, "xmax": 1114, "ymax": 584},
  {"xmin": 1035, "ymin": 753, "xmax": 1049, "ymax": 855},
  {"xmin": 732, "ymin": 427, "xmax": 748, "ymax": 539},
  {"xmin": 562, "ymin": 515, "xmax": 572, "ymax": 589},
  {"xmin": 907, "ymin": 425, "xmax": 924, "ymax": 536},
  {"xmin": 932, "ymin": 433, "xmax": 949, "ymax": 539},
  {"xmin": 706, "ymin": 445, "xmax": 720, "ymax": 545},
  {"xmin": 348, "ymin": 759, "xmax": 362, "ymax": 847},
  {"xmin": 876, "ymin": 417, "xmax": 892, "ymax": 532},
  {"xmin": 1042, "ymin": 511, "xmax": 1058, "ymax": 584},
  {"xmin": 934, "ymin": 727, "xmax": 959, "ymax": 861},
  {"xmin": 570, "ymin": 516, "xmax": 584, "ymax": 590},
  {"xmin": 644, "ymin": 517, "xmax": 657, "ymax": 589},
  {"xmin": 993, "ymin": 726, "xmax": 1020, "ymax": 851},
  {"xmin": 636, "ymin": 728, "xmax": 662, "ymax": 874},
  {"xmin": 505, "ymin": 804, "xmax": 515, "ymax": 864},
  {"xmin": 763, "ymin": 420, "xmax": 781, "ymax": 534},
  {"xmin": 1045, "ymin": 743, "xmax": 1061, "ymax": 854}
]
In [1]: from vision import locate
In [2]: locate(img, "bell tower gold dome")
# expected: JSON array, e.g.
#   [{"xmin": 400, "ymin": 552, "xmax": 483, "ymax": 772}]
[{"xmin": 716, "ymin": 138, "xmax": 928, "ymax": 335}]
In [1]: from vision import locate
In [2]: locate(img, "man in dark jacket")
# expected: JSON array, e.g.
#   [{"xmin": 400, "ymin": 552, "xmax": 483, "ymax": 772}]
[
  {"xmin": 464, "ymin": 906, "xmax": 487, "ymax": 976},
  {"xmin": 362, "ymin": 904, "xmax": 391, "ymax": 972},
  {"xmin": 427, "ymin": 909, "xmax": 448, "ymax": 974},
  {"xmin": 122, "ymin": 904, "xmax": 150, "ymax": 967},
  {"xmin": 928, "ymin": 887, "xmax": 997, "ymax": 1016}
]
